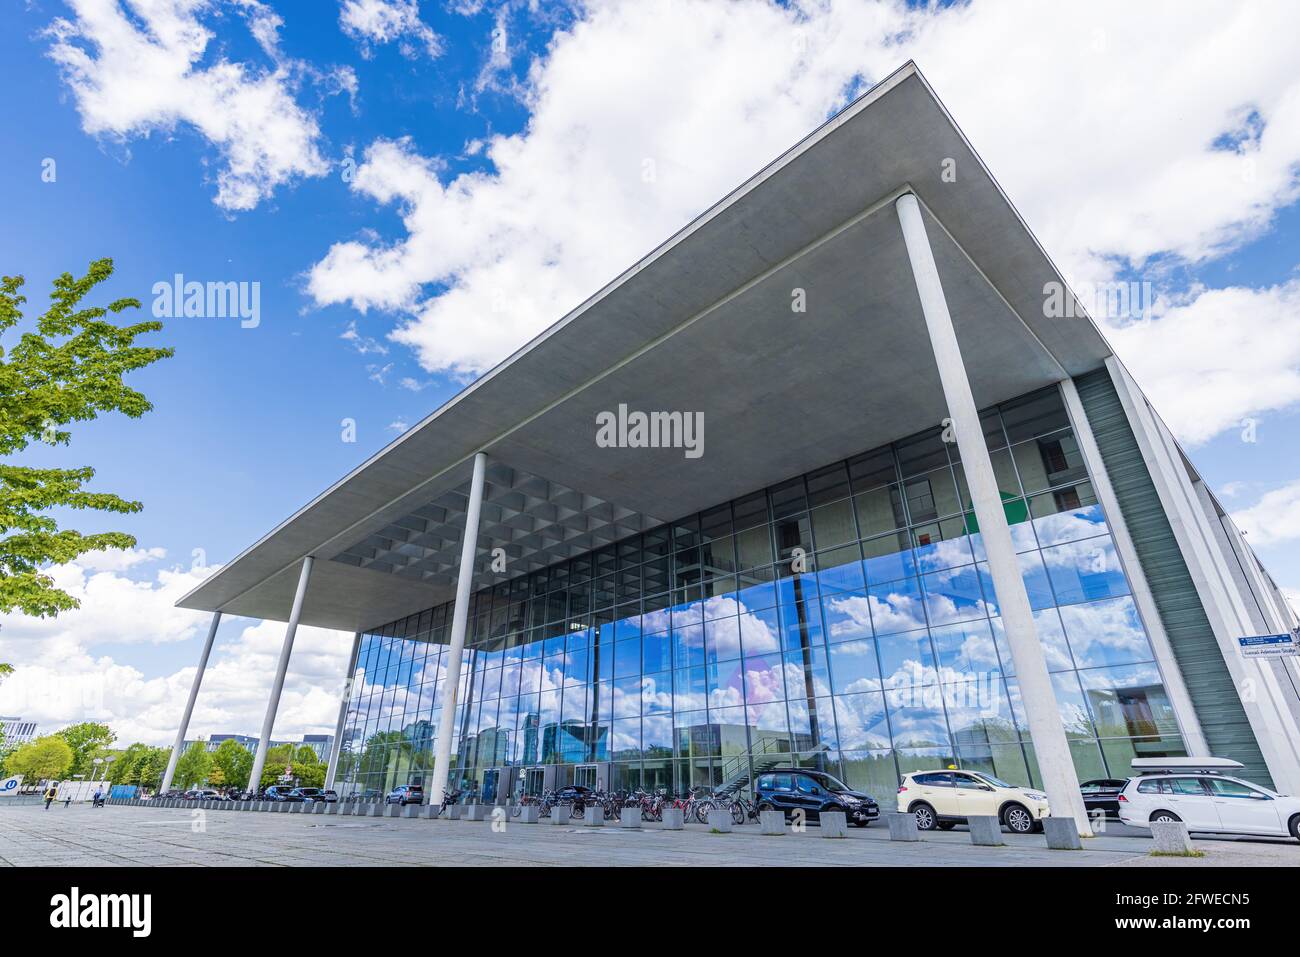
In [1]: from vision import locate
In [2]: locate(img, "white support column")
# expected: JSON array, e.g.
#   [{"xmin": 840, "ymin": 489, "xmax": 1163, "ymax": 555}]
[
  {"xmin": 429, "ymin": 452, "xmax": 488, "ymax": 806},
  {"xmin": 324, "ymin": 631, "xmax": 363, "ymax": 791},
  {"xmin": 896, "ymin": 192, "xmax": 1092, "ymax": 834},
  {"xmin": 160, "ymin": 611, "xmax": 222, "ymax": 794},
  {"xmin": 1058, "ymin": 378, "xmax": 1210, "ymax": 756},
  {"xmin": 247, "ymin": 556, "xmax": 314, "ymax": 795}
]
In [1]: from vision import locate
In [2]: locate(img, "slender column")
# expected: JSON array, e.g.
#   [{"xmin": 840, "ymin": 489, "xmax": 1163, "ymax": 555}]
[
  {"xmin": 429, "ymin": 452, "xmax": 488, "ymax": 805},
  {"xmin": 896, "ymin": 192, "xmax": 1092, "ymax": 835},
  {"xmin": 160, "ymin": 611, "xmax": 222, "ymax": 794},
  {"xmin": 1058, "ymin": 378, "xmax": 1209, "ymax": 756},
  {"xmin": 324, "ymin": 631, "xmax": 363, "ymax": 791},
  {"xmin": 247, "ymin": 556, "xmax": 314, "ymax": 795}
]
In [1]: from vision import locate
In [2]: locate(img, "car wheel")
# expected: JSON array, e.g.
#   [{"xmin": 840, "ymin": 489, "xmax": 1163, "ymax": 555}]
[
  {"xmin": 1288, "ymin": 814, "xmax": 1300, "ymax": 842},
  {"xmin": 912, "ymin": 803, "xmax": 937, "ymax": 831},
  {"xmin": 1150, "ymin": 810, "xmax": 1181, "ymax": 824},
  {"xmin": 936, "ymin": 821, "xmax": 957, "ymax": 831},
  {"xmin": 1003, "ymin": 804, "xmax": 1035, "ymax": 834}
]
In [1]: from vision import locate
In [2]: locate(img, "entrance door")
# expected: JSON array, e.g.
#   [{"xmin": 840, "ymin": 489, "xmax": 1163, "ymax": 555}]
[
  {"xmin": 518, "ymin": 767, "xmax": 546, "ymax": 801},
  {"xmin": 481, "ymin": 769, "xmax": 500, "ymax": 804},
  {"xmin": 573, "ymin": 765, "xmax": 598, "ymax": 791}
]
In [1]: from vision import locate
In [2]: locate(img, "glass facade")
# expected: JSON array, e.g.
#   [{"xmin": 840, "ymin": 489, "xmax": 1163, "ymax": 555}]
[{"xmin": 335, "ymin": 386, "xmax": 1187, "ymax": 803}]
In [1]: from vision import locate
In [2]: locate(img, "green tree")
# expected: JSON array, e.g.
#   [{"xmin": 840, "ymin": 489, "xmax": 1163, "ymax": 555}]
[
  {"xmin": 55, "ymin": 721, "xmax": 117, "ymax": 777},
  {"xmin": 0, "ymin": 259, "xmax": 172, "ymax": 617},
  {"xmin": 0, "ymin": 662, "xmax": 11, "ymax": 750},
  {"xmin": 173, "ymin": 741, "xmax": 212, "ymax": 789},
  {"xmin": 210, "ymin": 739, "xmax": 253, "ymax": 790},
  {"xmin": 108, "ymin": 742, "xmax": 148, "ymax": 785},
  {"xmin": 7, "ymin": 734, "xmax": 74, "ymax": 782}
]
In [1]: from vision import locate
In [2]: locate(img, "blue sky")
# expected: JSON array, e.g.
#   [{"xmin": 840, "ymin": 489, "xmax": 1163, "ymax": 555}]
[{"xmin": 1, "ymin": 0, "xmax": 1298, "ymax": 746}]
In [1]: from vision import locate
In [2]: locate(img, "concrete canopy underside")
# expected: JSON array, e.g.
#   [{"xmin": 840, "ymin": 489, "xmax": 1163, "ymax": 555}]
[{"xmin": 178, "ymin": 62, "xmax": 1113, "ymax": 633}]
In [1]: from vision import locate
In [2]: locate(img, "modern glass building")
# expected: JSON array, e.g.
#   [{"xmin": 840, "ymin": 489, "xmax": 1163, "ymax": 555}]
[
  {"xmin": 334, "ymin": 386, "xmax": 1182, "ymax": 803},
  {"xmin": 171, "ymin": 62, "xmax": 1300, "ymax": 827}
]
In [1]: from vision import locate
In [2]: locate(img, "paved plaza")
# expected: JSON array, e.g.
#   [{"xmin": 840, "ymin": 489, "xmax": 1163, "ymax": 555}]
[{"xmin": 1, "ymin": 804, "xmax": 1294, "ymax": 867}]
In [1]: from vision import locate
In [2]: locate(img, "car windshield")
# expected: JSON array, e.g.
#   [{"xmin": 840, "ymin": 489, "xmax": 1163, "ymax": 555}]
[
  {"xmin": 973, "ymin": 773, "xmax": 1014, "ymax": 789},
  {"xmin": 806, "ymin": 772, "xmax": 852, "ymax": 793}
]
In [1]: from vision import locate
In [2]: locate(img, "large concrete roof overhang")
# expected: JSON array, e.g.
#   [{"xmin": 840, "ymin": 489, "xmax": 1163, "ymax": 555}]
[{"xmin": 178, "ymin": 61, "xmax": 1114, "ymax": 633}]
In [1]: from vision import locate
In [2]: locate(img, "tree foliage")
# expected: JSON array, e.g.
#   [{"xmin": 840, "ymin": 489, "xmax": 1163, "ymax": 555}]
[
  {"xmin": 0, "ymin": 259, "xmax": 172, "ymax": 616},
  {"xmin": 211, "ymin": 738, "xmax": 253, "ymax": 790},
  {"xmin": 174, "ymin": 741, "xmax": 213, "ymax": 789},
  {"xmin": 6, "ymin": 734, "xmax": 74, "ymax": 782},
  {"xmin": 55, "ymin": 720, "xmax": 117, "ymax": 777}
]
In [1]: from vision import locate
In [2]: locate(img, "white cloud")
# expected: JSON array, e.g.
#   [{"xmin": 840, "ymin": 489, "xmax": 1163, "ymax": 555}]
[
  {"xmin": 0, "ymin": 550, "xmax": 354, "ymax": 745},
  {"xmin": 1232, "ymin": 480, "xmax": 1300, "ymax": 548},
  {"xmin": 1105, "ymin": 281, "xmax": 1300, "ymax": 446},
  {"xmin": 46, "ymin": 0, "xmax": 344, "ymax": 211},
  {"xmin": 307, "ymin": 0, "xmax": 1300, "ymax": 446},
  {"xmin": 338, "ymin": 0, "xmax": 443, "ymax": 60}
]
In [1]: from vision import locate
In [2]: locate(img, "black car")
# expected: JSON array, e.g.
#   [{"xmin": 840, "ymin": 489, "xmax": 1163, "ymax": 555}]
[
  {"xmin": 386, "ymin": 784, "xmax": 424, "ymax": 805},
  {"xmin": 754, "ymin": 769, "xmax": 879, "ymax": 826},
  {"xmin": 1080, "ymin": 778, "xmax": 1128, "ymax": 818},
  {"xmin": 289, "ymin": 787, "xmax": 324, "ymax": 803},
  {"xmin": 263, "ymin": 786, "xmax": 302, "ymax": 802}
]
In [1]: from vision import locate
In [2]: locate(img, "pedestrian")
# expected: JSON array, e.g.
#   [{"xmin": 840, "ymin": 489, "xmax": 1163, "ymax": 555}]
[
  {"xmin": 93, "ymin": 785, "xmax": 104, "ymax": 808},
  {"xmin": 43, "ymin": 783, "xmax": 58, "ymax": 810}
]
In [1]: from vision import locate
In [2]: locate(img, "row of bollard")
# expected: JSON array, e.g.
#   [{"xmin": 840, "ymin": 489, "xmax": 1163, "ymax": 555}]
[{"xmin": 102, "ymin": 797, "xmax": 1105, "ymax": 849}]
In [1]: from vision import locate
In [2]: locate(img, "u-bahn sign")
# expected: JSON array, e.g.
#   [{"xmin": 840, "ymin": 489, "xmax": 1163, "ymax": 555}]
[
  {"xmin": 1238, "ymin": 631, "xmax": 1300, "ymax": 658},
  {"xmin": 0, "ymin": 775, "xmax": 23, "ymax": 796}
]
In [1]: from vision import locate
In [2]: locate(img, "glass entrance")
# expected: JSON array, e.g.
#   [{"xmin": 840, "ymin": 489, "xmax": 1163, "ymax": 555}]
[
  {"xmin": 573, "ymin": 765, "xmax": 598, "ymax": 790},
  {"xmin": 481, "ymin": 769, "xmax": 500, "ymax": 804}
]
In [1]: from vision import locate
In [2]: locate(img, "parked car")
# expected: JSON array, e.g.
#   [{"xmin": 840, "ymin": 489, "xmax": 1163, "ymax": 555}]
[
  {"xmin": 289, "ymin": 787, "xmax": 323, "ymax": 803},
  {"xmin": 1118, "ymin": 758, "xmax": 1300, "ymax": 841},
  {"xmin": 182, "ymin": 789, "xmax": 221, "ymax": 801},
  {"xmin": 897, "ymin": 769, "xmax": 1049, "ymax": 834},
  {"xmin": 386, "ymin": 784, "xmax": 424, "ymax": 806},
  {"xmin": 1080, "ymin": 778, "xmax": 1128, "ymax": 818},
  {"xmin": 754, "ymin": 769, "xmax": 879, "ymax": 826},
  {"xmin": 318, "ymin": 789, "xmax": 338, "ymax": 803},
  {"xmin": 263, "ymin": 786, "xmax": 301, "ymax": 802}
]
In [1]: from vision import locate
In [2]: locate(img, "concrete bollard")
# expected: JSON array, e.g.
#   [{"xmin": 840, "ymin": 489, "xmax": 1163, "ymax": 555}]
[
  {"xmin": 819, "ymin": 811, "xmax": 848, "ymax": 838},
  {"xmin": 403, "ymin": 804, "xmax": 421, "ymax": 818},
  {"xmin": 661, "ymin": 807, "xmax": 685, "ymax": 830},
  {"xmin": 312, "ymin": 802, "xmax": 326, "ymax": 814},
  {"xmin": 620, "ymin": 807, "xmax": 641, "ymax": 828},
  {"xmin": 584, "ymin": 805, "xmax": 604, "ymax": 827},
  {"xmin": 759, "ymin": 809, "xmax": 786, "ymax": 835},
  {"xmin": 707, "ymin": 807, "xmax": 733, "ymax": 832},
  {"xmin": 886, "ymin": 811, "xmax": 921, "ymax": 842},
  {"xmin": 445, "ymin": 804, "xmax": 463, "ymax": 820},
  {"xmin": 548, "ymin": 808, "xmax": 570, "ymax": 825},
  {"xmin": 518, "ymin": 806, "xmax": 540, "ymax": 824},
  {"xmin": 351, "ymin": 803, "xmax": 369, "ymax": 816},
  {"xmin": 325, "ymin": 803, "xmax": 339, "ymax": 815},
  {"xmin": 385, "ymin": 805, "xmax": 401, "ymax": 818},
  {"xmin": 1042, "ymin": 817, "xmax": 1082, "ymax": 850},
  {"xmin": 290, "ymin": 803, "xmax": 304, "ymax": 813},
  {"xmin": 968, "ymin": 815, "xmax": 1004, "ymax": 846},
  {"xmin": 465, "ymin": 804, "xmax": 489, "ymax": 821},
  {"xmin": 1151, "ymin": 820, "xmax": 1196, "ymax": 854},
  {"xmin": 368, "ymin": 804, "xmax": 384, "ymax": 817},
  {"xmin": 421, "ymin": 804, "xmax": 442, "ymax": 820}
]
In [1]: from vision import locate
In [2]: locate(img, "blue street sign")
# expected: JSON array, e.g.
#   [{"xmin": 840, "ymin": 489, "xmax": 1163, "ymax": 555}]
[{"xmin": 1238, "ymin": 631, "xmax": 1300, "ymax": 658}]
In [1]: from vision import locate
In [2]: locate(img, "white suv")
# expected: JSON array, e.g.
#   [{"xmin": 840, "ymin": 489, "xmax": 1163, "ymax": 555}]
[
  {"xmin": 1118, "ymin": 762, "xmax": 1300, "ymax": 841},
  {"xmin": 897, "ymin": 770, "xmax": 1050, "ymax": 834}
]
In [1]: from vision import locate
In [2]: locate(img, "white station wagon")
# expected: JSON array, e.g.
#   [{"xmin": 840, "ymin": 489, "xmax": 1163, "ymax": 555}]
[{"xmin": 1118, "ymin": 758, "xmax": 1300, "ymax": 841}]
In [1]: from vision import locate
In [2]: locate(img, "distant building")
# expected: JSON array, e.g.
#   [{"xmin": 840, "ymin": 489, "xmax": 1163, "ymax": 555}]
[
  {"xmin": 1, "ymin": 717, "xmax": 38, "ymax": 747},
  {"xmin": 183, "ymin": 733, "xmax": 334, "ymax": 762}
]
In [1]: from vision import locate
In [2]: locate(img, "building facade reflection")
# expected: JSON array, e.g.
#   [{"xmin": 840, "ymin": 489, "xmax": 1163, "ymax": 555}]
[{"xmin": 334, "ymin": 387, "xmax": 1186, "ymax": 802}]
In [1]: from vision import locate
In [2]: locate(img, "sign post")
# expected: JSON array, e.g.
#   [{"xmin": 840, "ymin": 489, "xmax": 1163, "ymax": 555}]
[{"xmin": 1238, "ymin": 630, "xmax": 1300, "ymax": 659}]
